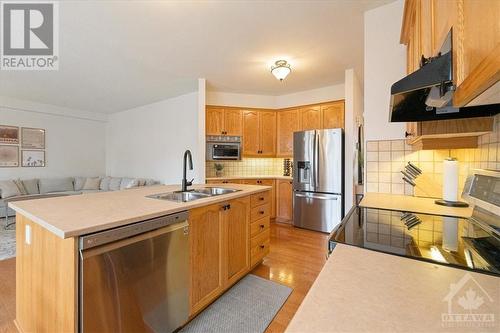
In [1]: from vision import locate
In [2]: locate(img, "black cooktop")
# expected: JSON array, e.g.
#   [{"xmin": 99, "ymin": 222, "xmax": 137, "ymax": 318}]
[{"xmin": 329, "ymin": 206, "xmax": 500, "ymax": 276}]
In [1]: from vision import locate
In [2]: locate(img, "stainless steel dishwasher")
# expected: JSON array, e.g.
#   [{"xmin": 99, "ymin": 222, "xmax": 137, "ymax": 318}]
[{"xmin": 79, "ymin": 211, "xmax": 189, "ymax": 333}]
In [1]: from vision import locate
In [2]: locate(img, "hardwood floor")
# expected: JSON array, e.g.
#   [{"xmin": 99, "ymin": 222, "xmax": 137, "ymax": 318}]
[
  {"xmin": 252, "ymin": 222, "xmax": 328, "ymax": 333},
  {"xmin": 0, "ymin": 258, "xmax": 16, "ymax": 333},
  {"xmin": 0, "ymin": 222, "xmax": 327, "ymax": 333}
]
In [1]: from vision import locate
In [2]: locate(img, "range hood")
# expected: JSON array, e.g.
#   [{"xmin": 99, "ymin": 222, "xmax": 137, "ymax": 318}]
[{"xmin": 389, "ymin": 33, "xmax": 499, "ymax": 122}]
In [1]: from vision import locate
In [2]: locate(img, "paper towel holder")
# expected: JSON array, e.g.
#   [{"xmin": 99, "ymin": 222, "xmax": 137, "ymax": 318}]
[{"xmin": 435, "ymin": 199, "xmax": 469, "ymax": 207}]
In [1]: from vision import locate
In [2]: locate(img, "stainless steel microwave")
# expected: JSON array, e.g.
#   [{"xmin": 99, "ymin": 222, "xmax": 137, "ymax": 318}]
[{"xmin": 206, "ymin": 136, "xmax": 241, "ymax": 161}]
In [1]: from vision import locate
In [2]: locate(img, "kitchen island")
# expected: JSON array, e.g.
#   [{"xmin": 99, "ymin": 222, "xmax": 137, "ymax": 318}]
[{"xmin": 9, "ymin": 183, "xmax": 272, "ymax": 332}]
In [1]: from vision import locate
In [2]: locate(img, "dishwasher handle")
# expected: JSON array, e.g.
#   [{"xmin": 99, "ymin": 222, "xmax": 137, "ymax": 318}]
[{"xmin": 79, "ymin": 210, "xmax": 188, "ymax": 250}]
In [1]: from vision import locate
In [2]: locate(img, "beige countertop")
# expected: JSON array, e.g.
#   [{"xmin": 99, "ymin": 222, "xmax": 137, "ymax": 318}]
[
  {"xmin": 9, "ymin": 183, "xmax": 270, "ymax": 239},
  {"xmin": 286, "ymin": 244, "xmax": 500, "ymax": 333},
  {"xmin": 206, "ymin": 175, "xmax": 293, "ymax": 180},
  {"xmin": 360, "ymin": 193, "xmax": 473, "ymax": 218}
]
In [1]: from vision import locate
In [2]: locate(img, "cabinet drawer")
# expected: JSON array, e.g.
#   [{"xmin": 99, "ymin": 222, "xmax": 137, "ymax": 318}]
[
  {"xmin": 250, "ymin": 203, "xmax": 270, "ymax": 221},
  {"xmin": 251, "ymin": 191, "xmax": 270, "ymax": 207},
  {"xmin": 250, "ymin": 216, "xmax": 270, "ymax": 238},
  {"xmin": 250, "ymin": 230, "xmax": 270, "ymax": 267}
]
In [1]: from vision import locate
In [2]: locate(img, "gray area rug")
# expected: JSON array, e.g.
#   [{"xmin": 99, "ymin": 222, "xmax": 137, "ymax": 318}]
[
  {"xmin": 0, "ymin": 218, "xmax": 16, "ymax": 261},
  {"xmin": 181, "ymin": 274, "xmax": 292, "ymax": 333}
]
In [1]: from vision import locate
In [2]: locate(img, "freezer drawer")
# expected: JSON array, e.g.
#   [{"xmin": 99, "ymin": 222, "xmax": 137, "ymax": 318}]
[{"xmin": 293, "ymin": 191, "xmax": 342, "ymax": 233}]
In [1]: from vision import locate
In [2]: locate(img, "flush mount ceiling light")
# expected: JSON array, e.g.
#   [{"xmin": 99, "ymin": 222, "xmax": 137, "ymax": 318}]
[{"xmin": 271, "ymin": 60, "xmax": 291, "ymax": 81}]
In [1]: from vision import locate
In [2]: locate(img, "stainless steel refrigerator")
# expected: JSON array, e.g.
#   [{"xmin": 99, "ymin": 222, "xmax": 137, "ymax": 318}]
[{"xmin": 293, "ymin": 128, "xmax": 344, "ymax": 233}]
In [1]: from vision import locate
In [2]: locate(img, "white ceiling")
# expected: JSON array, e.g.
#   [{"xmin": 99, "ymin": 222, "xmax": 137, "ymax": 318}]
[{"xmin": 0, "ymin": 0, "xmax": 393, "ymax": 114}]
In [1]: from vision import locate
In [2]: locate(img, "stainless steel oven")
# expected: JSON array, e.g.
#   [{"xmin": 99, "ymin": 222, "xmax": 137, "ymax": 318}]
[{"xmin": 206, "ymin": 135, "xmax": 241, "ymax": 161}]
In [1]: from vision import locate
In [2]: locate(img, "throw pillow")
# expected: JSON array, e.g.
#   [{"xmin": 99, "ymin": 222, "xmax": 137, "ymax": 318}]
[
  {"xmin": 39, "ymin": 178, "xmax": 74, "ymax": 194},
  {"xmin": 120, "ymin": 178, "xmax": 139, "ymax": 190},
  {"xmin": 100, "ymin": 176, "xmax": 111, "ymax": 191},
  {"xmin": 22, "ymin": 179, "xmax": 39, "ymax": 195},
  {"xmin": 108, "ymin": 178, "xmax": 122, "ymax": 191},
  {"xmin": 74, "ymin": 177, "xmax": 86, "ymax": 191},
  {"xmin": 14, "ymin": 179, "xmax": 28, "ymax": 195},
  {"xmin": 0, "ymin": 180, "xmax": 21, "ymax": 199},
  {"xmin": 82, "ymin": 177, "xmax": 101, "ymax": 191}
]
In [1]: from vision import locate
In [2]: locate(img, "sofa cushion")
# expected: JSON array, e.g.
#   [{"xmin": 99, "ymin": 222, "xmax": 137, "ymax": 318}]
[
  {"xmin": 100, "ymin": 176, "xmax": 111, "ymax": 191},
  {"xmin": 39, "ymin": 178, "xmax": 75, "ymax": 194},
  {"xmin": 22, "ymin": 179, "xmax": 39, "ymax": 195},
  {"xmin": 0, "ymin": 180, "xmax": 21, "ymax": 199},
  {"xmin": 120, "ymin": 178, "xmax": 139, "ymax": 190},
  {"xmin": 109, "ymin": 177, "xmax": 122, "ymax": 191},
  {"xmin": 13, "ymin": 179, "xmax": 28, "ymax": 195},
  {"xmin": 82, "ymin": 177, "xmax": 101, "ymax": 190},
  {"xmin": 74, "ymin": 177, "xmax": 86, "ymax": 191}
]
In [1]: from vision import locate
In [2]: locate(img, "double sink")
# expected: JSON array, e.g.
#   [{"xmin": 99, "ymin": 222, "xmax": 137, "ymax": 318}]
[{"xmin": 147, "ymin": 187, "xmax": 240, "ymax": 203}]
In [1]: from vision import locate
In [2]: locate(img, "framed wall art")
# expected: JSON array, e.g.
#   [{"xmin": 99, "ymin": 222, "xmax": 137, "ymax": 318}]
[
  {"xmin": 21, "ymin": 127, "xmax": 45, "ymax": 149},
  {"xmin": 0, "ymin": 145, "xmax": 19, "ymax": 167},
  {"xmin": 22, "ymin": 150, "xmax": 46, "ymax": 167},
  {"xmin": 0, "ymin": 125, "xmax": 19, "ymax": 144}
]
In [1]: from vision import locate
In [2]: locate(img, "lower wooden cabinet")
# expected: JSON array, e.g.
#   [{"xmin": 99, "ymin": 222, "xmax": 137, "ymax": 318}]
[
  {"xmin": 189, "ymin": 203, "xmax": 224, "ymax": 315},
  {"xmin": 224, "ymin": 196, "xmax": 250, "ymax": 286},
  {"xmin": 189, "ymin": 193, "xmax": 265, "ymax": 316},
  {"xmin": 249, "ymin": 192, "xmax": 271, "ymax": 267},
  {"xmin": 242, "ymin": 179, "xmax": 276, "ymax": 219},
  {"xmin": 276, "ymin": 179, "xmax": 293, "ymax": 222}
]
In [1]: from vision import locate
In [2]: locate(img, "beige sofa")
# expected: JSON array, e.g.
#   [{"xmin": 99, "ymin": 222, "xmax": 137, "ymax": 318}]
[{"xmin": 0, "ymin": 177, "xmax": 159, "ymax": 228}]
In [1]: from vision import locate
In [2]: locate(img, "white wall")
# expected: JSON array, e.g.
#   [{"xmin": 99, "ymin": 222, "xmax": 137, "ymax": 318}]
[
  {"xmin": 0, "ymin": 101, "xmax": 106, "ymax": 180},
  {"xmin": 106, "ymin": 90, "xmax": 205, "ymax": 185},
  {"xmin": 364, "ymin": 0, "xmax": 406, "ymax": 141},
  {"xmin": 206, "ymin": 83, "xmax": 345, "ymax": 109},
  {"xmin": 275, "ymin": 84, "xmax": 345, "ymax": 109}
]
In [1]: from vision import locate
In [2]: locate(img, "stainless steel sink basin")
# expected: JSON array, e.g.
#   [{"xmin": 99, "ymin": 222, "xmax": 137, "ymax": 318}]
[
  {"xmin": 146, "ymin": 187, "xmax": 240, "ymax": 203},
  {"xmin": 147, "ymin": 191, "xmax": 210, "ymax": 202},
  {"xmin": 192, "ymin": 187, "xmax": 240, "ymax": 196}
]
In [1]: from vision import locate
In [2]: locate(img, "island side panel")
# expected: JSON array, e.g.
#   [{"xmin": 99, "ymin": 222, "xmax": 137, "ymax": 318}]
[{"xmin": 16, "ymin": 213, "xmax": 78, "ymax": 333}]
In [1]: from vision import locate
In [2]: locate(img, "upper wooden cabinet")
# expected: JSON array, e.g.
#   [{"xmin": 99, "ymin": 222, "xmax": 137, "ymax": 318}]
[
  {"xmin": 401, "ymin": 0, "xmax": 497, "ymax": 149},
  {"xmin": 206, "ymin": 106, "xmax": 242, "ymax": 136},
  {"xmin": 277, "ymin": 109, "xmax": 299, "ymax": 157},
  {"xmin": 242, "ymin": 110, "xmax": 276, "ymax": 157},
  {"xmin": 322, "ymin": 101, "xmax": 345, "ymax": 129},
  {"xmin": 299, "ymin": 106, "xmax": 322, "ymax": 130},
  {"xmin": 401, "ymin": 0, "xmax": 499, "ymax": 106}
]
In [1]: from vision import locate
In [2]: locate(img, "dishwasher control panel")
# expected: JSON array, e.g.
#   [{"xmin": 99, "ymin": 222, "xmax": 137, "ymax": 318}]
[{"xmin": 79, "ymin": 210, "xmax": 189, "ymax": 250}]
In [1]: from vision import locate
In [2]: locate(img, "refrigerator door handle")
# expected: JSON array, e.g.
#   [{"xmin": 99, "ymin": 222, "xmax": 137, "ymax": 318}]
[
  {"xmin": 315, "ymin": 131, "xmax": 320, "ymax": 188},
  {"xmin": 295, "ymin": 193, "xmax": 338, "ymax": 200},
  {"xmin": 311, "ymin": 131, "xmax": 316, "ymax": 189}
]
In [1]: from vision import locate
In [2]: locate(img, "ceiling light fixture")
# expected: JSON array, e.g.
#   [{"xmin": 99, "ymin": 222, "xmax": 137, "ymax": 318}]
[{"xmin": 271, "ymin": 60, "xmax": 291, "ymax": 81}]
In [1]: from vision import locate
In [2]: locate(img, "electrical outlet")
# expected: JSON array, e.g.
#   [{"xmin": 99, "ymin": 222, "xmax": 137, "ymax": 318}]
[{"xmin": 25, "ymin": 224, "xmax": 31, "ymax": 245}]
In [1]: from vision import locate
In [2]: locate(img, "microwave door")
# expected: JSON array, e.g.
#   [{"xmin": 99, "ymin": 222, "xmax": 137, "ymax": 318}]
[{"xmin": 293, "ymin": 130, "xmax": 315, "ymax": 192}]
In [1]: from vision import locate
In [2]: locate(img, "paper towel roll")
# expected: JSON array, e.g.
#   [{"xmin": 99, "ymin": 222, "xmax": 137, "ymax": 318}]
[
  {"xmin": 443, "ymin": 158, "xmax": 459, "ymax": 202},
  {"xmin": 442, "ymin": 216, "xmax": 458, "ymax": 252}
]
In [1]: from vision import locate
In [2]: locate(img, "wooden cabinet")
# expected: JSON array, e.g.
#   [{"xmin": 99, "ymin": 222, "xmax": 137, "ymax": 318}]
[
  {"xmin": 400, "ymin": 0, "xmax": 497, "ymax": 149},
  {"xmin": 206, "ymin": 107, "xmax": 225, "ymax": 136},
  {"xmin": 189, "ymin": 203, "xmax": 224, "ymax": 315},
  {"xmin": 277, "ymin": 109, "xmax": 299, "ymax": 157},
  {"xmin": 299, "ymin": 106, "xmax": 322, "ymax": 130},
  {"xmin": 242, "ymin": 179, "xmax": 276, "ymax": 219},
  {"xmin": 206, "ymin": 106, "xmax": 242, "ymax": 136},
  {"xmin": 249, "ymin": 193, "xmax": 271, "ymax": 267},
  {"xmin": 242, "ymin": 110, "xmax": 276, "ymax": 157},
  {"xmin": 260, "ymin": 111, "xmax": 277, "ymax": 156},
  {"xmin": 322, "ymin": 101, "xmax": 345, "ymax": 129},
  {"xmin": 224, "ymin": 197, "xmax": 250, "ymax": 286},
  {"xmin": 189, "ymin": 192, "xmax": 267, "ymax": 316},
  {"xmin": 276, "ymin": 179, "xmax": 293, "ymax": 222}
]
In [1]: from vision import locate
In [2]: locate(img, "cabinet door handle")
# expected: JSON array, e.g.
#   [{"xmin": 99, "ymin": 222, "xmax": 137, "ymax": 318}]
[
  {"xmin": 259, "ymin": 211, "xmax": 264, "ymax": 215},
  {"xmin": 405, "ymin": 131, "xmax": 413, "ymax": 138},
  {"xmin": 227, "ymin": 204, "xmax": 231, "ymax": 210},
  {"xmin": 259, "ymin": 197, "xmax": 264, "ymax": 201},
  {"xmin": 259, "ymin": 224, "xmax": 265, "ymax": 229},
  {"xmin": 260, "ymin": 245, "xmax": 265, "ymax": 249}
]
